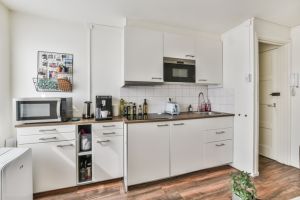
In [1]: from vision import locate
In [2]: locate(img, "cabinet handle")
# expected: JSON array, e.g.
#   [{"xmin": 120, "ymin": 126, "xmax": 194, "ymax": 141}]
[
  {"xmin": 103, "ymin": 132, "xmax": 116, "ymax": 135},
  {"xmin": 198, "ymin": 79, "xmax": 208, "ymax": 82},
  {"xmin": 39, "ymin": 137, "xmax": 57, "ymax": 141},
  {"xmin": 157, "ymin": 124, "xmax": 169, "ymax": 127},
  {"xmin": 216, "ymin": 131, "xmax": 225, "ymax": 134},
  {"xmin": 97, "ymin": 140, "xmax": 111, "ymax": 144},
  {"xmin": 57, "ymin": 144, "xmax": 74, "ymax": 148},
  {"xmin": 39, "ymin": 129, "xmax": 57, "ymax": 132},
  {"xmin": 185, "ymin": 55, "xmax": 195, "ymax": 58},
  {"xmin": 152, "ymin": 77, "xmax": 162, "ymax": 80},
  {"xmin": 215, "ymin": 143, "xmax": 225, "ymax": 147},
  {"xmin": 173, "ymin": 123, "xmax": 184, "ymax": 126},
  {"xmin": 102, "ymin": 125, "xmax": 116, "ymax": 128}
]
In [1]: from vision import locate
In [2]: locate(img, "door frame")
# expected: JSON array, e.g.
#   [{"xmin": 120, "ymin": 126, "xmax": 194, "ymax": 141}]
[{"xmin": 253, "ymin": 35, "xmax": 292, "ymax": 176}]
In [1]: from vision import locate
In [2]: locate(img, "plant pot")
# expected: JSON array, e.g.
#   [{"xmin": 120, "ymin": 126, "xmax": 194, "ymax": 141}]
[{"xmin": 232, "ymin": 194, "xmax": 256, "ymax": 200}]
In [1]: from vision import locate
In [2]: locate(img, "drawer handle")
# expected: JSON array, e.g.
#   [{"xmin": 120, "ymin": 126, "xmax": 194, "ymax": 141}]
[
  {"xmin": 97, "ymin": 140, "xmax": 111, "ymax": 144},
  {"xmin": 198, "ymin": 79, "xmax": 208, "ymax": 82},
  {"xmin": 102, "ymin": 125, "xmax": 116, "ymax": 128},
  {"xmin": 185, "ymin": 55, "xmax": 195, "ymax": 58},
  {"xmin": 216, "ymin": 131, "xmax": 225, "ymax": 134},
  {"xmin": 57, "ymin": 144, "xmax": 74, "ymax": 148},
  {"xmin": 39, "ymin": 137, "xmax": 58, "ymax": 141},
  {"xmin": 152, "ymin": 77, "xmax": 162, "ymax": 80},
  {"xmin": 157, "ymin": 124, "xmax": 169, "ymax": 127},
  {"xmin": 103, "ymin": 132, "xmax": 116, "ymax": 135},
  {"xmin": 173, "ymin": 123, "xmax": 184, "ymax": 126},
  {"xmin": 39, "ymin": 129, "xmax": 57, "ymax": 132},
  {"xmin": 215, "ymin": 143, "xmax": 225, "ymax": 147}
]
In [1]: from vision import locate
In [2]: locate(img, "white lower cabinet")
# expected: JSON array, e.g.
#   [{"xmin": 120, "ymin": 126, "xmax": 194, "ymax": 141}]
[
  {"xmin": 204, "ymin": 140, "xmax": 233, "ymax": 167},
  {"xmin": 127, "ymin": 122, "xmax": 170, "ymax": 186},
  {"xmin": 170, "ymin": 120, "xmax": 205, "ymax": 176},
  {"xmin": 19, "ymin": 140, "xmax": 76, "ymax": 193},
  {"xmin": 93, "ymin": 136, "xmax": 123, "ymax": 182}
]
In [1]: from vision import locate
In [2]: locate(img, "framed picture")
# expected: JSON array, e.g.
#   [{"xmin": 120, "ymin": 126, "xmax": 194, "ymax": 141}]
[{"xmin": 35, "ymin": 51, "xmax": 73, "ymax": 92}]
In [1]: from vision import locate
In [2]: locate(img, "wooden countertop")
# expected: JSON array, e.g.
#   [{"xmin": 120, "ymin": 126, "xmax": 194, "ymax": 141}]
[{"xmin": 15, "ymin": 112, "xmax": 234, "ymax": 128}]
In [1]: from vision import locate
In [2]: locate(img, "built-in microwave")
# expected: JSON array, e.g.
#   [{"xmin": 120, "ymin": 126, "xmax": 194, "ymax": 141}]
[
  {"xmin": 15, "ymin": 97, "xmax": 73, "ymax": 123},
  {"xmin": 163, "ymin": 57, "xmax": 196, "ymax": 83}
]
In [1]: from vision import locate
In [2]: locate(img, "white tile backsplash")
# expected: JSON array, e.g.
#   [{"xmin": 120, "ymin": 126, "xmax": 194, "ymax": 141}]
[
  {"xmin": 121, "ymin": 84, "xmax": 208, "ymax": 113},
  {"xmin": 208, "ymin": 87, "xmax": 235, "ymax": 113}
]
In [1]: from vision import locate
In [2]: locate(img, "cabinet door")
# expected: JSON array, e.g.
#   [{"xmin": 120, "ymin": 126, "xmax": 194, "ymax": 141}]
[
  {"xmin": 93, "ymin": 135, "xmax": 123, "ymax": 182},
  {"xmin": 164, "ymin": 32, "xmax": 196, "ymax": 59},
  {"xmin": 170, "ymin": 120, "xmax": 205, "ymax": 176},
  {"xmin": 204, "ymin": 140, "xmax": 233, "ymax": 168},
  {"xmin": 196, "ymin": 36, "xmax": 223, "ymax": 84},
  {"xmin": 125, "ymin": 27, "xmax": 163, "ymax": 82},
  {"xmin": 127, "ymin": 122, "xmax": 170, "ymax": 185},
  {"xmin": 19, "ymin": 140, "xmax": 76, "ymax": 193}
]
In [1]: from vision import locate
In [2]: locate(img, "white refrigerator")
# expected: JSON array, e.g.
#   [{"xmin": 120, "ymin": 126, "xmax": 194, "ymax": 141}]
[{"xmin": 0, "ymin": 148, "xmax": 32, "ymax": 200}]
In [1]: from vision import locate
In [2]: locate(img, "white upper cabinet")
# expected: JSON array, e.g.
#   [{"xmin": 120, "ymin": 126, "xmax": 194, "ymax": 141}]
[
  {"xmin": 196, "ymin": 36, "xmax": 223, "ymax": 84},
  {"xmin": 163, "ymin": 32, "xmax": 196, "ymax": 59},
  {"xmin": 124, "ymin": 27, "xmax": 164, "ymax": 83}
]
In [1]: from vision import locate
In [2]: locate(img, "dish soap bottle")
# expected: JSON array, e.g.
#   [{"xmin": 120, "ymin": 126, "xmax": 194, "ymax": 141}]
[{"xmin": 143, "ymin": 99, "xmax": 148, "ymax": 116}]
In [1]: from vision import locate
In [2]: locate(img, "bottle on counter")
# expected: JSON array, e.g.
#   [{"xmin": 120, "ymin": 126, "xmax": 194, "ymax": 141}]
[
  {"xmin": 188, "ymin": 104, "xmax": 193, "ymax": 112},
  {"xmin": 143, "ymin": 99, "xmax": 148, "ymax": 116},
  {"xmin": 132, "ymin": 103, "xmax": 137, "ymax": 120},
  {"xmin": 138, "ymin": 105, "xmax": 143, "ymax": 120},
  {"xmin": 207, "ymin": 99, "xmax": 211, "ymax": 112},
  {"xmin": 119, "ymin": 99, "xmax": 125, "ymax": 116}
]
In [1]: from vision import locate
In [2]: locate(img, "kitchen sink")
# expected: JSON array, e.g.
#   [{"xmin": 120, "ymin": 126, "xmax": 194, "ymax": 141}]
[{"xmin": 193, "ymin": 111, "xmax": 224, "ymax": 116}]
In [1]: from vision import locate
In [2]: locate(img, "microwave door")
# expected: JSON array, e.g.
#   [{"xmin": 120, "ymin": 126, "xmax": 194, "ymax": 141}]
[
  {"xmin": 164, "ymin": 63, "xmax": 195, "ymax": 83},
  {"xmin": 16, "ymin": 100, "xmax": 61, "ymax": 123}
]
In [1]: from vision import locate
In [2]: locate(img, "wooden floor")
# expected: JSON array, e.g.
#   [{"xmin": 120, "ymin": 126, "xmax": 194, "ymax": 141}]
[{"xmin": 35, "ymin": 157, "xmax": 300, "ymax": 200}]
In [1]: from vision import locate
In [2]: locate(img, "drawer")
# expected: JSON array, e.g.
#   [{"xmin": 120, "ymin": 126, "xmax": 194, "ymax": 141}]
[
  {"xmin": 93, "ymin": 128, "xmax": 123, "ymax": 138},
  {"xmin": 17, "ymin": 132, "xmax": 75, "ymax": 145},
  {"xmin": 205, "ymin": 128, "xmax": 233, "ymax": 143},
  {"xmin": 93, "ymin": 122, "xmax": 123, "ymax": 130},
  {"xmin": 204, "ymin": 140, "xmax": 233, "ymax": 167},
  {"xmin": 17, "ymin": 125, "xmax": 75, "ymax": 136}
]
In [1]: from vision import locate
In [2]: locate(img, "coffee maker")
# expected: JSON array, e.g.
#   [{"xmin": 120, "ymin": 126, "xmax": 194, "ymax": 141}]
[{"xmin": 95, "ymin": 96, "xmax": 113, "ymax": 120}]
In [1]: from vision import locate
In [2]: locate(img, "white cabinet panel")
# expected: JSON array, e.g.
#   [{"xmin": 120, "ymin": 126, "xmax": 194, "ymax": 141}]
[
  {"xmin": 170, "ymin": 120, "xmax": 205, "ymax": 176},
  {"xmin": 19, "ymin": 140, "xmax": 76, "ymax": 193},
  {"xmin": 125, "ymin": 27, "xmax": 163, "ymax": 82},
  {"xmin": 196, "ymin": 36, "xmax": 222, "ymax": 84},
  {"xmin": 204, "ymin": 140, "xmax": 233, "ymax": 167},
  {"xmin": 164, "ymin": 32, "xmax": 196, "ymax": 59},
  {"xmin": 127, "ymin": 122, "xmax": 170, "ymax": 185},
  {"xmin": 18, "ymin": 132, "xmax": 75, "ymax": 145},
  {"xmin": 204, "ymin": 128, "xmax": 233, "ymax": 143},
  {"xmin": 17, "ymin": 125, "xmax": 75, "ymax": 136},
  {"xmin": 93, "ymin": 136, "xmax": 123, "ymax": 182}
]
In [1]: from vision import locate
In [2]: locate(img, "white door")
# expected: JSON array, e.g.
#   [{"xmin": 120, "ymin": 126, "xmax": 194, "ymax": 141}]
[
  {"xmin": 196, "ymin": 36, "xmax": 223, "ymax": 84},
  {"xmin": 222, "ymin": 19, "xmax": 255, "ymax": 174},
  {"xmin": 125, "ymin": 27, "xmax": 164, "ymax": 82},
  {"xmin": 93, "ymin": 136, "xmax": 123, "ymax": 182},
  {"xmin": 164, "ymin": 32, "xmax": 196, "ymax": 59},
  {"xmin": 170, "ymin": 120, "xmax": 204, "ymax": 176},
  {"xmin": 19, "ymin": 140, "xmax": 76, "ymax": 193},
  {"xmin": 259, "ymin": 45, "xmax": 278, "ymax": 159},
  {"xmin": 127, "ymin": 122, "xmax": 170, "ymax": 186}
]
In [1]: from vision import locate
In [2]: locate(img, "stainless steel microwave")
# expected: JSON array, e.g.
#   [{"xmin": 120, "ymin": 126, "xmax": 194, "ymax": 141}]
[
  {"xmin": 15, "ymin": 97, "xmax": 73, "ymax": 123},
  {"xmin": 163, "ymin": 57, "xmax": 196, "ymax": 83}
]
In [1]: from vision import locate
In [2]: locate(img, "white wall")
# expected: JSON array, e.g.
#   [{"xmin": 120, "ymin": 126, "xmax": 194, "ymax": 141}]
[
  {"xmin": 0, "ymin": 3, "xmax": 11, "ymax": 147},
  {"xmin": 11, "ymin": 12, "xmax": 89, "ymax": 118},
  {"xmin": 290, "ymin": 26, "xmax": 300, "ymax": 168}
]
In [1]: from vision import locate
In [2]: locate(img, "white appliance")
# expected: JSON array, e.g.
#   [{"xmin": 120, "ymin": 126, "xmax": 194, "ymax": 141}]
[
  {"xmin": 0, "ymin": 148, "xmax": 32, "ymax": 200},
  {"xmin": 165, "ymin": 99, "xmax": 180, "ymax": 115}
]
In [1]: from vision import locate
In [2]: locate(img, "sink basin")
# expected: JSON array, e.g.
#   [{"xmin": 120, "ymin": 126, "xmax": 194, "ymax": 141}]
[{"xmin": 193, "ymin": 111, "xmax": 223, "ymax": 116}]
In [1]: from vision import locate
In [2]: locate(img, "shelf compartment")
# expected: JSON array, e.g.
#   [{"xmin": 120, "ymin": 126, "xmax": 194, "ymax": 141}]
[
  {"xmin": 78, "ymin": 154, "xmax": 92, "ymax": 183},
  {"xmin": 78, "ymin": 124, "xmax": 92, "ymax": 153}
]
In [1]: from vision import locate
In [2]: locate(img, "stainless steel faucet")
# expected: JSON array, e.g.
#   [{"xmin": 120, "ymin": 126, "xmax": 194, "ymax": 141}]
[{"xmin": 198, "ymin": 92, "xmax": 205, "ymax": 112}]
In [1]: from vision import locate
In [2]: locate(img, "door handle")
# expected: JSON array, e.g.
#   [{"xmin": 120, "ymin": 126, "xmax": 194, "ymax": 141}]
[
  {"xmin": 102, "ymin": 125, "xmax": 116, "ymax": 128},
  {"xmin": 157, "ymin": 124, "xmax": 169, "ymax": 127},
  {"xmin": 152, "ymin": 77, "xmax": 162, "ymax": 80},
  {"xmin": 216, "ymin": 131, "xmax": 225, "ymax": 134},
  {"xmin": 103, "ymin": 132, "xmax": 116, "ymax": 135},
  {"xmin": 267, "ymin": 103, "xmax": 276, "ymax": 108},
  {"xmin": 270, "ymin": 92, "xmax": 280, "ymax": 96},
  {"xmin": 39, "ymin": 129, "xmax": 57, "ymax": 132},
  {"xmin": 215, "ymin": 143, "xmax": 225, "ymax": 147}
]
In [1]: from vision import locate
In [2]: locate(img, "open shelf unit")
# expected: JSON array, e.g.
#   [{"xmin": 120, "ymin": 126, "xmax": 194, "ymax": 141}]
[{"xmin": 77, "ymin": 124, "xmax": 93, "ymax": 184}]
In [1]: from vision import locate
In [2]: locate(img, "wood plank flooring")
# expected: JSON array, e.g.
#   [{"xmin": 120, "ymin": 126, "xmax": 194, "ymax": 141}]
[{"xmin": 35, "ymin": 157, "xmax": 300, "ymax": 200}]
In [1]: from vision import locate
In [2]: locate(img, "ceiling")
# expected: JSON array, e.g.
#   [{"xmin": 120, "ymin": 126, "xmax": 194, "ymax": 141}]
[{"xmin": 2, "ymin": 0, "xmax": 300, "ymax": 33}]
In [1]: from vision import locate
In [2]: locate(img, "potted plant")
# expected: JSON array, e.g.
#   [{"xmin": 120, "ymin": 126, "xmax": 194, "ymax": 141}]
[{"xmin": 231, "ymin": 171, "xmax": 257, "ymax": 200}]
